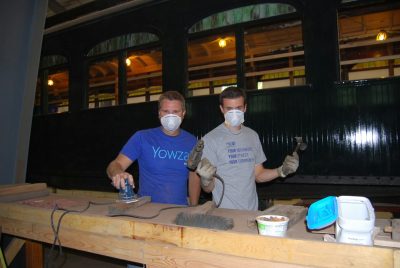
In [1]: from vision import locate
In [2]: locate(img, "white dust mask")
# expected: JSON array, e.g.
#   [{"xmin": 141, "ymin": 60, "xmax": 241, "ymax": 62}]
[
  {"xmin": 161, "ymin": 114, "xmax": 182, "ymax": 132},
  {"xmin": 224, "ymin": 109, "xmax": 244, "ymax": 127}
]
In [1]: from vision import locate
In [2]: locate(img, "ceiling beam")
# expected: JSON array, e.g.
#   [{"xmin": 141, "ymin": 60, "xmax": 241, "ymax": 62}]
[{"xmin": 48, "ymin": 0, "xmax": 65, "ymax": 14}]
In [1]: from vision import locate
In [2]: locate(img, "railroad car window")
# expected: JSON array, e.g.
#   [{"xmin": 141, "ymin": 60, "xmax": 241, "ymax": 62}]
[
  {"xmin": 35, "ymin": 55, "xmax": 69, "ymax": 115},
  {"xmin": 244, "ymin": 21, "xmax": 305, "ymax": 90},
  {"xmin": 126, "ymin": 47, "xmax": 162, "ymax": 104},
  {"xmin": 187, "ymin": 3, "xmax": 302, "ymax": 95},
  {"xmin": 188, "ymin": 33, "xmax": 237, "ymax": 96},
  {"xmin": 88, "ymin": 57, "xmax": 118, "ymax": 108},
  {"xmin": 86, "ymin": 32, "xmax": 162, "ymax": 108},
  {"xmin": 339, "ymin": 9, "xmax": 400, "ymax": 81}
]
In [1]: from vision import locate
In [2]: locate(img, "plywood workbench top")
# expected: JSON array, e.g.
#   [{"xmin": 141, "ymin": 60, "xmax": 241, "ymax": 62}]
[
  {"xmin": 2, "ymin": 193, "xmax": 322, "ymax": 240},
  {"xmin": 0, "ymin": 185, "xmax": 399, "ymax": 268}
]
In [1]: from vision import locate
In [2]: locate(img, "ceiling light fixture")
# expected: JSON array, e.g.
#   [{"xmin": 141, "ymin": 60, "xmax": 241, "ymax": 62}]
[
  {"xmin": 47, "ymin": 79, "xmax": 54, "ymax": 86},
  {"xmin": 340, "ymin": 15, "xmax": 393, "ymax": 42},
  {"xmin": 376, "ymin": 30, "xmax": 388, "ymax": 41},
  {"xmin": 125, "ymin": 58, "xmax": 131, "ymax": 66},
  {"xmin": 218, "ymin": 38, "xmax": 227, "ymax": 48}
]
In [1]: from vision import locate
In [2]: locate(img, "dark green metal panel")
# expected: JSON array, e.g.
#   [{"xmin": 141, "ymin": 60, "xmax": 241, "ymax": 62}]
[
  {"xmin": 322, "ymin": 79, "xmax": 400, "ymax": 177},
  {"xmin": 27, "ymin": 102, "xmax": 159, "ymax": 190},
  {"xmin": 27, "ymin": 78, "xmax": 400, "ymax": 194}
]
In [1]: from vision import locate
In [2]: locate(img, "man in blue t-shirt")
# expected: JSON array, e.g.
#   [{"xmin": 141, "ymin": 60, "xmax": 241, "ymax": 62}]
[{"xmin": 107, "ymin": 91, "xmax": 200, "ymax": 206}]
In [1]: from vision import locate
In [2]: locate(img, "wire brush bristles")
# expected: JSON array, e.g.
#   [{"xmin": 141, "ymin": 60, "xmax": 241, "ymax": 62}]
[{"xmin": 174, "ymin": 212, "xmax": 234, "ymax": 230}]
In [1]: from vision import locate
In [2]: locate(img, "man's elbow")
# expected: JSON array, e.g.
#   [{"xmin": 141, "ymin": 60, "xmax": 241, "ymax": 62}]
[
  {"xmin": 106, "ymin": 162, "xmax": 113, "ymax": 178},
  {"xmin": 254, "ymin": 169, "xmax": 264, "ymax": 183},
  {"xmin": 255, "ymin": 176, "xmax": 263, "ymax": 183}
]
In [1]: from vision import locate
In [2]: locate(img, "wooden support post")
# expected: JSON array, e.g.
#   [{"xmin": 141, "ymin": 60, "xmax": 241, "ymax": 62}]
[
  {"xmin": 5, "ymin": 238, "xmax": 25, "ymax": 266},
  {"xmin": 25, "ymin": 240, "xmax": 43, "ymax": 268}
]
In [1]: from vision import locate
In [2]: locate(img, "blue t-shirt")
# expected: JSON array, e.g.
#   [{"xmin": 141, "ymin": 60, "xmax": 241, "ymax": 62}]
[{"xmin": 120, "ymin": 127, "xmax": 196, "ymax": 205}]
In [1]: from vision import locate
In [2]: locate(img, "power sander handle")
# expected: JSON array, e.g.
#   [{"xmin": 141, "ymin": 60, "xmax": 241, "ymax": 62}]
[{"xmin": 187, "ymin": 139, "xmax": 204, "ymax": 170}]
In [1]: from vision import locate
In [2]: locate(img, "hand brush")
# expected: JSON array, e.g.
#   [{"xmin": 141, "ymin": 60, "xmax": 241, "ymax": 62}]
[{"xmin": 174, "ymin": 201, "xmax": 234, "ymax": 230}]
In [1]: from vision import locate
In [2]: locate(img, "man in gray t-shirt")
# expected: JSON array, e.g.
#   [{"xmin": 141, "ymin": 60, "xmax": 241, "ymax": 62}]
[{"xmin": 196, "ymin": 87, "xmax": 299, "ymax": 211}]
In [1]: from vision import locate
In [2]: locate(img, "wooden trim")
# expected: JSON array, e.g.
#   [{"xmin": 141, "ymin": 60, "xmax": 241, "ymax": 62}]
[
  {"xmin": 341, "ymin": 54, "xmax": 400, "ymax": 66},
  {"xmin": 245, "ymin": 66, "xmax": 304, "ymax": 77},
  {"xmin": 340, "ymin": 37, "xmax": 400, "ymax": 49}
]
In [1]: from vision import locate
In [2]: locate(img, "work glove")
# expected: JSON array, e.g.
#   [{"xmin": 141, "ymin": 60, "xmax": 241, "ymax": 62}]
[
  {"xmin": 196, "ymin": 158, "xmax": 216, "ymax": 188},
  {"xmin": 277, "ymin": 152, "xmax": 299, "ymax": 178}
]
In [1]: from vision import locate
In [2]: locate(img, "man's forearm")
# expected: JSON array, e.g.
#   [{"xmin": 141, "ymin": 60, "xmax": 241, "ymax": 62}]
[
  {"xmin": 255, "ymin": 167, "xmax": 280, "ymax": 183},
  {"xmin": 188, "ymin": 171, "xmax": 201, "ymax": 205},
  {"xmin": 106, "ymin": 161, "xmax": 124, "ymax": 179}
]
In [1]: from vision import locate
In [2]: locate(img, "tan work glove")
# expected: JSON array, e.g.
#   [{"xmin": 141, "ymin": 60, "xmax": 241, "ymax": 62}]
[
  {"xmin": 277, "ymin": 152, "xmax": 299, "ymax": 178},
  {"xmin": 196, "ymin": 158, "xmax": 216, "ymax": 188}
]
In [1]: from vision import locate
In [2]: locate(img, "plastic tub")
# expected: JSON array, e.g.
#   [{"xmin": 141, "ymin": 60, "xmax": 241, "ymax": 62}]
[
  {"xmin": 256, "ymin": 215, "xmax": 289, "ymax": 237},
  {"xmin": 336, "ymin": 196, "xmax": 375, "ymax": 246}
]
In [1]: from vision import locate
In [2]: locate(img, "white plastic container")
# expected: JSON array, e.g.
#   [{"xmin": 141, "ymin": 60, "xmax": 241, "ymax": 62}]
[
  {"xmin": 335, "ymin": 196, "xmax": 375, "ymax": 246},
  {"xmin": 256, "ymin": 215, "xmax": 289, "ymax": 237}
]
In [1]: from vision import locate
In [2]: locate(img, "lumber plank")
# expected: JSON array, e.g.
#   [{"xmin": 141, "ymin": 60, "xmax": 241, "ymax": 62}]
[
  {"xmin": 0, "ymin": 211, "xmax": 395, "ymax": 267},
  {"xmin": 108, "ymin": 196, "xmax": 151, "ymax": 216},
  {"xmin": 0, "ymin": 189, "xmax": 49, "ymax": 202},
  {"xmin": 0, "ymin": 218, "xmax": 311, "ymax": 268},
  {"xmin": 187, "ymin": 201, "xmax": 215, "ymax": 214},
  {"xmin": 394, "ymin": 250, "xmax": 400, "ymax": 268},
  {"xmin": 374, "ymin": 238, "xmax": 400, "ymax": 248},
  {"xmin": 4, "ymin": 238, "xmax": 25, "ymax": 266},
  {"xmin": 142, "ymin": 242, "xmax": 308, "ymax": 268},
  {"xmin": 0, "ymin": 197, "xmax": 397, "ymax": 268},
  {"xmin": 0, "ymin": 183, "xmax": 47, "ymax": 196},
  {"xmin": 263, "ymin": 204, "xmax": 307, "ymax": 229},
  {"xmin": 392, "ymin": 219, "xmax": 400, "ymax": 241},
  {"xmin": 181, "ymin": 227, "xmax": 393, "ymax": 267}
]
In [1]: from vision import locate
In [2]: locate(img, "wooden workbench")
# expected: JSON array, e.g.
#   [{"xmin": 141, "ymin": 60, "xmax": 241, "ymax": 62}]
[{"xmin": 0, "ymin": 184, "xmax": 399, "ymax": 267}]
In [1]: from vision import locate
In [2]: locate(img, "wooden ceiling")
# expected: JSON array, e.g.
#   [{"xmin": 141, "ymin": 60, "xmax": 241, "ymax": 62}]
[{"xmin": 339, "ymin": 9, "xmax": 400, "ymax": 40}]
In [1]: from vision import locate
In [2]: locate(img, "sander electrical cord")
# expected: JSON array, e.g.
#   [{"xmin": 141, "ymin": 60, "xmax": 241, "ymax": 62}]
[
  {"xmin": 46, "ymin": 200, "xmax": 114, "ymax": 268},
  {"xmin": 46, "ymin": 139, "xmax": 227, "ymax": 266},
  {"xmin": 187, "ymin": 139, "xmax": 225, "ymax": 208}
]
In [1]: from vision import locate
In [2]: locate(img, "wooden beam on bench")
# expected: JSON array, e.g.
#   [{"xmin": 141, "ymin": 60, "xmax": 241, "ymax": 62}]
[{"xmin": 0, "ymin": 183, "xmax": 49, "ymax": 202}]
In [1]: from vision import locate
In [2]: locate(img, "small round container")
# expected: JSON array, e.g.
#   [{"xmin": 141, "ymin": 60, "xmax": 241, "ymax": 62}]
[{"xmin": 256, "ymin": 215, "xmax": 289, "ymax": 237}]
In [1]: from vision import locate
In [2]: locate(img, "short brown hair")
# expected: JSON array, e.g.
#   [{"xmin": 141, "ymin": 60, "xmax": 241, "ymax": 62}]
[
  {"xmin": 158, "ymin": 91, "xmax": 186, "ymax": 111},
  {"xmin": 219, "ymin": 86, "xmax": 247, "ymax": 105}
]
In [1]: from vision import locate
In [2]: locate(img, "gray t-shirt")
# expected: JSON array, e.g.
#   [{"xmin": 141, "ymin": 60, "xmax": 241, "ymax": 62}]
[{"xmin": 202, "ymin": 123, "xmax": 267, "ymax": 210}]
